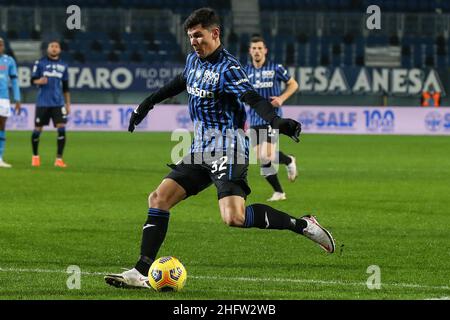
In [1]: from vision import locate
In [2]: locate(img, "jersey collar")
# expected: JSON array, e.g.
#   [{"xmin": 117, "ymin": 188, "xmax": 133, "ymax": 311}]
[
  {"xmin": 46, "ymin": 55, "xmax": 60, "ymax": 62},
  {"xmin": 200, "ymin": 44, "xmax": 223, "ymax": 64},
  {"xmin": 252, "ymin": 59, "xmax": 268, "ymax": 70}
]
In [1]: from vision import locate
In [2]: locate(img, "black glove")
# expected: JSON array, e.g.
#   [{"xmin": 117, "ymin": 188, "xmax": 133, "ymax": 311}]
[
  {"xmin": 128, "ymin": 96, "xmax": 155, "ymax": 132},
  {"xmin": 272, "ymin": 117, "xmax": 302, "ymax": 142}
]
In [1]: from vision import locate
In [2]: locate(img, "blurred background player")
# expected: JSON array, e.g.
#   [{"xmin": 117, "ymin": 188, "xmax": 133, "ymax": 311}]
[
  {"xmin": 31, "ymin": 40, "xmax": 70, "ymax": 168},
  {"xmin": 0, "ymin": 37, "xmax": 21, "ymax": 168},
  {"xmin": 245, "ymin": 35, "xmax": 299, "ymax": 201}
]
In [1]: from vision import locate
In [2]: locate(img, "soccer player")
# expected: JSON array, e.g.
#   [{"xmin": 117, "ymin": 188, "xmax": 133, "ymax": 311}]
[
  {"xmin": 31, "ymin": 40, "xmax": 70, "ymax": 168},
  {"xmin": 105, "ymin": 8, "xmax": 335, "ymax": 289},
  {"xmin": 246, "ymin": 36, "xmax": 299, "ymax": 201},
  {"xmin": 0, "ymin": 37, "xmax": 21, "ymax": 168}
]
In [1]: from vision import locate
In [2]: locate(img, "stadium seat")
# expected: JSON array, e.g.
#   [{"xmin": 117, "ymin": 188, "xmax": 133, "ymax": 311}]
[
  {"xmin": 129, "ymin": 50, "xmax": 142, "ymax": 63},
  {"xmin": 90, "ymin": 40, "xmax": 103, "ymax": 53},
  {"xmin": 107, "ymin": 51, "xmax": 120, "ymax": 63},
  {"xmin": 366, "ymin": 35, "xmax": 388, "ymax": 47},
  {"xmin": 72, "ymin": 51, "xmax": 85, "ymax": 63},
  {"xmin": 412, "ymin": 44, "xmax": 423, "ymax": 67},
  {"xmin": 343, "ymin": 44, "xmax": 353, "ymax": 66},
  {"xmin": 296, "ymin": 43, "xmax": 307, "ymax": 66},
  {"xmin": 401, "ymin": 56, "xmax": 412, "ymax": 68},
  {"xmin": 436, "ymin": 55, "xmax": 447, "ymax": 69},
  {"xmin": 308, "ymin": 38, "xmax": 319, "ymax": 66},
  {"xmin": 88, "ymin": 52, "xmax": 106, "ymax": 63}
]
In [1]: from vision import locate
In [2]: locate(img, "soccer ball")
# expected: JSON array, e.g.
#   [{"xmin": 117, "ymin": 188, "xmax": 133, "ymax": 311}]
[{"xmin": 148, "ymin": 256, "xmax": 187, "ymax": 292}]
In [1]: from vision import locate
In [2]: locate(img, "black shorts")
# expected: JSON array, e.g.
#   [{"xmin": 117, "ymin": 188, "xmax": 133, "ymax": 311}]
[
  {"xmin": 35, "ymin": 106, "xmax": 68, "ymax": 127},
  {"xmin": 250, "ymin": 125, "xmax": 279, "ymax": 147},
  {"xmin": 165, "ymin": 153, "xmax": 251, "ymax": 200}
]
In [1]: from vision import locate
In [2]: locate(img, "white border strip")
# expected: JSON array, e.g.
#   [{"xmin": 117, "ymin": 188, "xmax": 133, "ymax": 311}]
[{"xmin": 0, "ymin": 267, "xmax": 448, "ymax": 291}]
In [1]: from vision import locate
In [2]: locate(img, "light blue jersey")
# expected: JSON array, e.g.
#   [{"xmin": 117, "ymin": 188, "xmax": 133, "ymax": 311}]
[
  {"xmin": 0, "ymin": 54, "xmax": 20, "ymax": 162},
  {"xmin": 0, "ymin": 54, "xmax": 21, "ymax": 102}
]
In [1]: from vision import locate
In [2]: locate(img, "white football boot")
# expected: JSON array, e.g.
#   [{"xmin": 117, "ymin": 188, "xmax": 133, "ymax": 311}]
[
  {"xmin": 104, "ymin": 268, "xmax": 151, "ymax": 289},
  {"xmin": 301, "ymin": 215, "xmax": 335, "ymax": 253},
  {"xmin": 286, "ymin": 155, "xmax": 297, "ymax": 182},
  {"xmin": 0, "ymin": 159, "xmax": 12, "ymax": 168},
  {"xmin": 267, "ymin": 192, "xmax": 286, "ymax": 201}
]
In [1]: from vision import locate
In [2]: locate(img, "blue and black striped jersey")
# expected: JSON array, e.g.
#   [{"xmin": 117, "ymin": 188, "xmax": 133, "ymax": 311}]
[
  {"xmin": 183, "ymin": 46, "xmax": 253, "ymax": 156},
  {"xmin": 244, "ymin": 61, "xmax": 291, "ymax": 127},
  {"xmin": 32, "ymin": 56, "xmax": 68, "ymax": 107}
]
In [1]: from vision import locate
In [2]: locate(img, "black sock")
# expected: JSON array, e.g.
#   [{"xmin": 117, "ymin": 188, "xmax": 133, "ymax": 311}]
[
  {"xmin": 244, "ymin": 203, "xmax": 306, "ymax": 233},
  {"xmin": 31, "ymin": 130, "xmax": 41, "ymax": 156},
  {"xmin": 278, "ymin": 151, "xmax": 292, "ymax": 165},
  {"xmin": 261, "ymin": 162, "xmax": 283, "ymax": 193},
  {"xmin": 57, "ymin": 127, "xmax": 66, "ymax": 158},
  {"xmin": 265, "ymin": 174, "xmax": 283, "ymax": 193},
  {"xmin": 134, "ymin": 208, "xmax": 170, "ymax": 276}
]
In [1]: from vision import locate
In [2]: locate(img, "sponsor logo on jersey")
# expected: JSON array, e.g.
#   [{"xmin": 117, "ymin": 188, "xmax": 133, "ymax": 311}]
[
  {"xmin": 187, "ymin": 85, "xmax": 215, "ymax": 98},
  {"xmin": 253, "ymin": 81, "xmax": 273, "ymax": 88},
  {"xmin": 262, "ymin": 70, "xmax": 275, "ymax": 78},
  {"xmin": 42, "ymin": 70, "xmax": 64, "ymax": 78},
  {"xmin": 202, "ymin": 70, "xmax": 220, "ymax": 85},
  {"xmin": 233, "ymin": 78, "xmax": 249, "ymax": 86}
]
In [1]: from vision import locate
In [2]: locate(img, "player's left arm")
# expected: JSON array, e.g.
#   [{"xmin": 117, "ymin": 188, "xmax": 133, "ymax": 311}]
[
  {"xmin": 223, "ymin": 65, "xmax": 301, "ymax": 142},
  {"xmin": 63, "ymin": 84, "xmax": 70, "ymax": 115},
  {"xmin": 270, "ymin": 64, "xmax": 298, "ymax": 107},
  {"xmin": 62, "ymin": 65, "xmax": 70, "ymax": 114},
  {"xmin": 271, "ymin": 77, "xmax": 298, "ymax": 107},
  {"xmin": 242, "ymin": 90, "xmax": 301, "ymax": 142},
  {"xmin": 8, "ymin": 57, "xmax": 21, "ymax": 115}
]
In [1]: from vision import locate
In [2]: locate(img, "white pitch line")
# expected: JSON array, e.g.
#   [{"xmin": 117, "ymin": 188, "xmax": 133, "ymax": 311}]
[
  {"xmin": 0, "ymin": 267, "xmax": 449, "ymax": 291},
  {"xmin": 191, "ymin": 275, "xmax": 450, "ymax": 291}
]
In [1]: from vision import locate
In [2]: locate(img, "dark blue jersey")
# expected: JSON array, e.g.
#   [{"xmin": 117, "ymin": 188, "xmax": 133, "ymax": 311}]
[
  {"xmin": 32, "ymin": 56, "xmax": 68, "ymax": 107},
  {"xmin": 183, "ymin": 46, "xmax": 253, "ymax": 156},
  {"xmin": 244, "ymin": 61, "xmax": 291, "ymax": 127}
]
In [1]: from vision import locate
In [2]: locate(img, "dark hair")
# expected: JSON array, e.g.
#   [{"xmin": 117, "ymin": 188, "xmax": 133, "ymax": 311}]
[
  {"xmin": 250, "ymin": 35, "xmax": 266, "ymax": 46},
  {"xmin": 47, "ymin": 39, "xmax": 61, "ymax": 47},
  {"xmin": 183, "ymin": 7, "xmax": 220, "ymax": 32}
]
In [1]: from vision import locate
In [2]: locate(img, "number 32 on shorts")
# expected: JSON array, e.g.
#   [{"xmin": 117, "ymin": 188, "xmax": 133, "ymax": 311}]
[{"xmin": 211, "ymin": 156, "xmax": 228, "ymax": 179}]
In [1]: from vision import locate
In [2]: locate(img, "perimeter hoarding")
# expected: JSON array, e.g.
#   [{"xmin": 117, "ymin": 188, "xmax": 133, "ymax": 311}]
[{"xmin": 6, "ymin": 105, "xmax": 450, "ymax": 135}]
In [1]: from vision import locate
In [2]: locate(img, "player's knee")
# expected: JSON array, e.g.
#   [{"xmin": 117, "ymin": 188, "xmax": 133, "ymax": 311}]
[
  {"xmin": 259, "ymin": 154, "xmax": 272, "ymax": 165},
  {"xmin": 148, "ymin": 190, "xmax": 171, "ymax": 210},
  {"xmin": 221, "ymin": 207, "xmax": 245, "ymax": 227},
  {"xmin": 260, "ymin": 162, "xmax": 276, "ymax": 176},
  {"xmin": 148, "ymin": 191, "xmax": 159, "ymax": 207}
]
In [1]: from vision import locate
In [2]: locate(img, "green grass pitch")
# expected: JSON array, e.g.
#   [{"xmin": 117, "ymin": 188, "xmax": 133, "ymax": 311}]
[{"xmin": 0, "ymin": 131, "xmax": 449, "ymax": 300}]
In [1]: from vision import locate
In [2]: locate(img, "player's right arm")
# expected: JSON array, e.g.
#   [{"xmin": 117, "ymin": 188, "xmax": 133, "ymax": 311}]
[
  {"xmin": 128, "ymin": 73, "xmax": 187, "ymax": 132},
  {"xmin": 31, "ymin": 59, "xmax": 47, "ymax": 85},
  {"xmin": 8, "ymin": 56, "xmax": 21, "ymax": 114}
]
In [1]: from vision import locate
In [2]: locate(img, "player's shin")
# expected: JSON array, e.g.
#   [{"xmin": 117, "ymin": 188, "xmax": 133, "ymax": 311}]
[
  {"xmin": 278, "ymin": 151, "xmax": 292, "ymax": 165},
  {"xmin": 0, "ymin": 130, "xmax": 5, "ymax": 160},
  {"xmin": 261, "ymin": 162, "xmax": 284, "ymax": 193},
  {"xmin": 31, "ymin": 130, "xmax": 41, "ymax": 156},
  {"xmin": 134, "ymin": 208, "xmax": 170, "ymax": 276},
  {"xmin": 56, "ymin": 127, "xmax": 66, "ymax": 158},
  {"xmin": 244, "ymin": 203, "xmax": 306, "ymax": 233}
]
